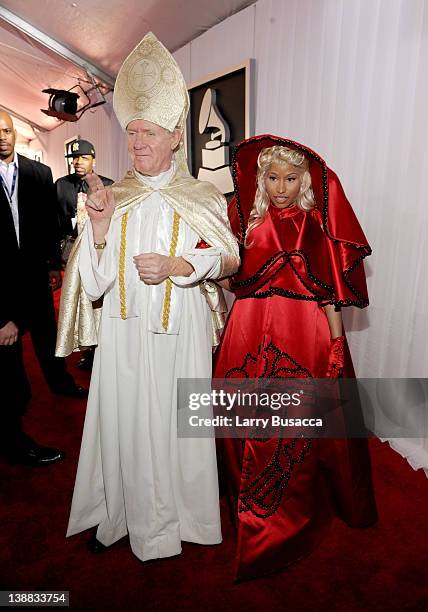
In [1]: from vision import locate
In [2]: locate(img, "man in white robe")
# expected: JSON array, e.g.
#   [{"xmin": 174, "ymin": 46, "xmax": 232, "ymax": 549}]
[{"xmin": 56, "ymin": 33, "xmax": 239, "ymax": 561}]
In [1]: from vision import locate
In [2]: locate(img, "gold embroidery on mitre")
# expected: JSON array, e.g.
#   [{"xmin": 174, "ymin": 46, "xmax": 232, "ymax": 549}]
[
  {"xmin": 113, "ymin": 32, "xmax": 189, "ymax": 132},
  {"xmin": 119, "ymin": 212, "xmax": 129, "ymax": 320},
  {"xmin": 161, "ymin": 211, "xmax": 180, "ymax": 331}
]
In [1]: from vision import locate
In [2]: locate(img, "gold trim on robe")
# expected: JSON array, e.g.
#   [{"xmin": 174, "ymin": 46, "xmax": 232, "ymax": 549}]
[
  {"xmin": 162, "ymin": 211, "xmax": 181, "ymax": 332},
  {"xmin": 119, "ymin": 212, "xmax": 129, "ymax": 320}
]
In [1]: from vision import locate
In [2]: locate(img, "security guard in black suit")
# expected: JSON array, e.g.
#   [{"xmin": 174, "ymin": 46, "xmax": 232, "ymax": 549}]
[{"xmin": 0, "ymin": 110, "xmax": 85, "ymax": 465}]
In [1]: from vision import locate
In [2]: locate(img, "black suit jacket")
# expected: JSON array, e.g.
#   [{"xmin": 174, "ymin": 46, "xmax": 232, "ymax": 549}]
[
  {"xmin": 55, "ymin": 172, "xmax": 114, "ymax": 239},
  {"xmin": 0, "ymin": 154, "xmax": 62, "ymax": 329}
]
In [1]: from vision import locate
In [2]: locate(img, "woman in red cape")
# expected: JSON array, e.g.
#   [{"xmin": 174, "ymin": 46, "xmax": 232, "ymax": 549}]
[{"xmin": 213, "ymin": 135, "xmax": 377, "ymax": 581}]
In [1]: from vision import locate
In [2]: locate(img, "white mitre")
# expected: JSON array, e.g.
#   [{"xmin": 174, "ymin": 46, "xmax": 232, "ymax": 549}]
[{"xmin": 113, "ymin": 31, "xmax": 189, "ymax": 132}]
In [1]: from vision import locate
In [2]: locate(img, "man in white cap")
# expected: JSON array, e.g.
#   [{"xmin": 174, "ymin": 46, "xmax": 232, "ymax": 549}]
[{"xmin": 56, "ymin": 32, "xmax": 239, "ymax": 561}]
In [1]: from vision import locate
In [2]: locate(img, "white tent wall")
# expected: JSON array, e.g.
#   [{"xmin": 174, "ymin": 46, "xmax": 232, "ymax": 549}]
[
  {"xmin": 177, "ymin": 0, "xmax": 428, "ymax": 379},
  {"xmin": 37, "ymin": 0, "xmax": 428, "ymax": 378}
]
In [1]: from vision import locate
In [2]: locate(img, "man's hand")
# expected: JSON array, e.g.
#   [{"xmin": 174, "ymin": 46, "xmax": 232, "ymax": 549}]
[
  {"xmin": 134, "ymin": 254, "xmax": 195, "ymax": 285},
  {"xmin": 133, "ymin": 253, "xmax": 173, "ymax": 285},
  {"xmin": 49, "ymin": 270, "xmax": 62, "ymax": 291},
  {"xmin": 85, "ymin": 174, "xmax": 115, "ymax": 242},
  {"xmin": 0, "ymin": 321, "xmax": 19, "ymax": 346}
]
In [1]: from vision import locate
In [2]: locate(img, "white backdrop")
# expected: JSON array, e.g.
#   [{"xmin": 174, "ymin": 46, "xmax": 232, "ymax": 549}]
[
  {"xmin": 37, "ymin": 0, "xmax": 428, "ymax": 380},
  {"xmin": 174, "ymin": 0, "xmax": 428, "ymax": 380}
]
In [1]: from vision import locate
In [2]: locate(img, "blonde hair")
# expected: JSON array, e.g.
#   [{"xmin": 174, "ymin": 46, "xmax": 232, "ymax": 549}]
[{"xmin": 245, "ymin": 145, "xmax": 315, "ymax": 247}]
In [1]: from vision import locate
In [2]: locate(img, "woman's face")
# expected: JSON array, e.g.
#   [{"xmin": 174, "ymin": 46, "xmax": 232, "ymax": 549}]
[{"xmin": 264, "ymin": 162, "xmax": 303, "ymax": 208}]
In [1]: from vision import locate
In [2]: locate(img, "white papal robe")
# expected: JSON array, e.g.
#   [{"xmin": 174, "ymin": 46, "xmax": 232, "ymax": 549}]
[{"xmin": 66, "ymin": 164, "xmax": 223, "ymax": 560}]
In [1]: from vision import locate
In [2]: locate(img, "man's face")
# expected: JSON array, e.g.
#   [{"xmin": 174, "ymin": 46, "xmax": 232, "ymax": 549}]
[
  {"xmin": 72, "ymin": 154, "xmax": 94, "ymax": 178},
  {"xmin": 126, "ymin": 119, "xmax": 181, "ymax": 176},
  {"xmin": 0, "ymin": 113, "xmax": 16, "ymax": 163}
]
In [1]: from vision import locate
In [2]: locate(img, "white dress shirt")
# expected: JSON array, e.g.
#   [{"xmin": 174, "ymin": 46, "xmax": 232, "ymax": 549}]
[{"xmin": 0, "ymin": 152, "xmax": 19, "ymax": 245}]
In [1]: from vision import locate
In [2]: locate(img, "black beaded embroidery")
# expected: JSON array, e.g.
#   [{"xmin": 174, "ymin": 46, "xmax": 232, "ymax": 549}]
[
  {"xmin": 225, "ymin": 340, "xmax": 311, "ymax": 380},
  {"xmin": 232, "ymin": 248, "xmax": 334, "ymax": 296},
  {"xmin": 225, "ymin": 340, "xmax": 313, "ymax": 518},
  {"xmin": 239, "ymin": 438, "xmax": 313, "ymax": 519}
]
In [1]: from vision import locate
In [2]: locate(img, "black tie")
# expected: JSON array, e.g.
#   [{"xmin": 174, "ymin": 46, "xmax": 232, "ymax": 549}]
[{"xmin": 78, "ymin": 179, "xmax": 88, "ymax": 194}]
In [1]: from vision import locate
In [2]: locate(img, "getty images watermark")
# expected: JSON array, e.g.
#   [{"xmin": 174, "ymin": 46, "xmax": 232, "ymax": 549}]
[
  {"xmin": 186, "ymin": 388, "xmax": 322, "ymax": 431},
  {"xmin": 177, "ymin": 378, "xmax": 428, "ymax": 439}
]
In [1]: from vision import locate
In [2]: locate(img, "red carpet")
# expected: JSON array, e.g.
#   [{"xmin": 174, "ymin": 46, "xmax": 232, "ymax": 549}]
[{"xmin": 1, "ymin": 292, "xmax": 427, "ymax": 610}]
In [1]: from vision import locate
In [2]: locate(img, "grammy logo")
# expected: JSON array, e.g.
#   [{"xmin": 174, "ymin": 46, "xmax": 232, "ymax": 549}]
[{"xmin": 197, "ymin": 88, "xmax": 234, "ymax": 194}]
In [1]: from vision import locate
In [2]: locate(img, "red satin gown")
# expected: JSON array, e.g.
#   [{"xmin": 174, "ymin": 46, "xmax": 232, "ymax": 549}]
[{"xmin": 214, "ymin": 135, "xmax": 378, "ymax": 581}]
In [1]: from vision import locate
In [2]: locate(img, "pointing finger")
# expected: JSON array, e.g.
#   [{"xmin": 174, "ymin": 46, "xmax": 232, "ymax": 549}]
[{"xmin": 86, "ymin": 172, "xmax": 105, "ymax": 194}]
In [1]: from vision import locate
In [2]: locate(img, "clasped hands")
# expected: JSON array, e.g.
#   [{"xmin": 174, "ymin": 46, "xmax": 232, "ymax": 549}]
[
  {"xmin": 134, "ymin": 253, "xmax": 194, "ymax": 285},
  {"xmin": 134, "ymin": 253, "xmax": 174, "ymax": 285}
]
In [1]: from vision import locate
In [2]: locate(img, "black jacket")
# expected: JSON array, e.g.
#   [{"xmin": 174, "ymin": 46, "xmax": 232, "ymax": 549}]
[
  {"xmin": 0, "ymin": 154, "xmax": 62, "ymax": 329},
  {"xmin": 55, "ymin": 172, "xmax": 114, "ymax": 239}
]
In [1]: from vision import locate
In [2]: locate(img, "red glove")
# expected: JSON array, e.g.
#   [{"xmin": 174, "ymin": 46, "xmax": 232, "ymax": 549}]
[{"xmin": 326, "ymin": 335, "xmax": 345, "ymax": 378}]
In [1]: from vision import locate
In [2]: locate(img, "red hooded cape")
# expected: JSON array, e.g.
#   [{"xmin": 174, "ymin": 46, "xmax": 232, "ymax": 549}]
[
  {"xmin": 229, "ymin": 134, "xmax": 371, "ymax": 308},
  {"xmin": 214, "ymin": 135, "xmax": 377, "ymax": 581}
]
